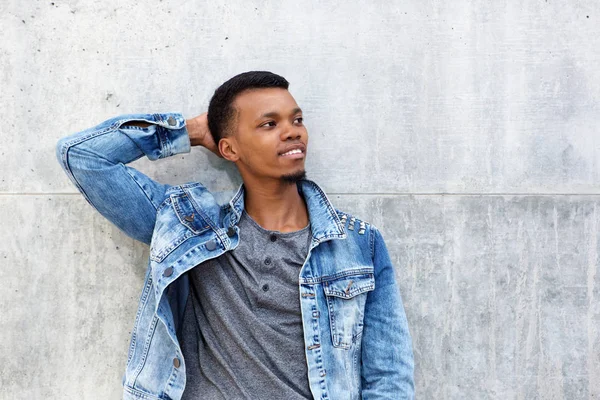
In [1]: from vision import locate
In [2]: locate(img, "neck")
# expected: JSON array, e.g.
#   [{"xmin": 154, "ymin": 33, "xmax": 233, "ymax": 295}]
[{"xmin": 242, "ymin": 176, "xmax": 309, "ymax": 233}]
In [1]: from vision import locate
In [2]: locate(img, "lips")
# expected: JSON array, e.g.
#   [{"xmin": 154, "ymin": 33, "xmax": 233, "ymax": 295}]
[
  {"xmin": 278, "ymin": 143, "xmax": 306, "ymax": 157},
  {"xmin": 281, "ymin": 148, "xmax": 303, "ymax": 156}
]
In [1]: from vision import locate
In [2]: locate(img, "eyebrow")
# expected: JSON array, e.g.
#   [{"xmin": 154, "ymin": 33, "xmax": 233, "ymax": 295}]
[{"xmin": 257, "ymin": 107, "xmax": 303, "ymax": 120}]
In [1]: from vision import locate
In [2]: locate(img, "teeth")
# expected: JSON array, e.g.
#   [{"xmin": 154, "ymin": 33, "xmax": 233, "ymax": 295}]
[{"xmin": 281, "ymin": 149, "xmax": 302, "ymax": 156}]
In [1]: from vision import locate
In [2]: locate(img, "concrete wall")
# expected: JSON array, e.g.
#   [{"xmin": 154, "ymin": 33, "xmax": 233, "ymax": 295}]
[{"xmin": 1, "ymin": 1, "xmax": 598, "ymax": 398}]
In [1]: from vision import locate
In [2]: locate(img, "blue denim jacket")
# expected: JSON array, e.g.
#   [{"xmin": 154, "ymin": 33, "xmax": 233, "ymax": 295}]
[{"xmin": 56, "ymin": 113, "xmax": 414, "ymax": 400}]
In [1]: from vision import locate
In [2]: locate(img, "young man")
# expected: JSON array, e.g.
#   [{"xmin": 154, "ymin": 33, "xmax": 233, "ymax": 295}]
[{"xmin": 56, "ymin": 71, "xmax": 414, "ymax": 399}]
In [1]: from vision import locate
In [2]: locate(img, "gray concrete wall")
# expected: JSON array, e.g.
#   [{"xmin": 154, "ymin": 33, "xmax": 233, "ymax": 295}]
[{"xmin": 1, "ymin": 1, "xmax": 598, "ymax": 398}]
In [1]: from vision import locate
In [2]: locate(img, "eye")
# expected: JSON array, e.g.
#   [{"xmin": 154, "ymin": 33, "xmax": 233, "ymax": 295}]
[
  {"xmin": 295, "ymin": 117, "xmax": 304, "ymax": 124},
  {"xmin": 261, "ymin": 121, "xmax": 276, "ymax": 128}
]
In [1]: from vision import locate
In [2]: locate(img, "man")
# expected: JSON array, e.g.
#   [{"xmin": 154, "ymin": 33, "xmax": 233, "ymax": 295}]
[{"xmin": 56, "ymin": 71, "xmax": 414, "ymax": 399}]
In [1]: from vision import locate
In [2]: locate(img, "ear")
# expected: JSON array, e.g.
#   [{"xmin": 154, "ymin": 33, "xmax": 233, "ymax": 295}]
[{"xmin": 218, "ymin": 137, "xmax": 240, "ymax": 162}]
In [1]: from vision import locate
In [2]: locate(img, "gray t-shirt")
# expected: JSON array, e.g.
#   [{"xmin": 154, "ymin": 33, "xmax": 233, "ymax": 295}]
[{"xmin": 179, "ymin": 210, "xmax": 313, "ymax": 399}]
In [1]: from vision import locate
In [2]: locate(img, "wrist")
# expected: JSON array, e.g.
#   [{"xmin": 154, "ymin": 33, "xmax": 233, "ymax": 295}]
[{"xmin": 185, "ymin": 118, "xmax": 205, "ymax": 147}]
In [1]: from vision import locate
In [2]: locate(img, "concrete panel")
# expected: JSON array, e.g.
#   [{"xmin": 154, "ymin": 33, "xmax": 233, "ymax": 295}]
[
  {"xmin": 333, "ymin": 194, "xmax": 600, "ymax": 399},
  {"xmin": 1, "ymin": 0, "xmax": 599, "ymax": 194},
  {"xmin": 0, "ymin": 195, "xmax": 148, "ymax": 399},
  {"xmin": 2, "ymin": 0, "xmax": 600, "ymax": 398},
  {"xmin": 1, "ymin": 194, "xmax": 598, "ymax": 398}
]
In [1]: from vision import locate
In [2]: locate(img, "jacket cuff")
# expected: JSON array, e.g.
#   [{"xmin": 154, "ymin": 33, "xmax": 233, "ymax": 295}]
[{"xmin": 155, "ymin": 113, "xmax": 191, "ymax": 157}]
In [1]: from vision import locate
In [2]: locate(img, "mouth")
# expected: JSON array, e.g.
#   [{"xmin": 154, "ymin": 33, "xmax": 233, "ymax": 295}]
[{"xmin": 278, "ymin": 144, "xmax": 306, "ymax": 159}]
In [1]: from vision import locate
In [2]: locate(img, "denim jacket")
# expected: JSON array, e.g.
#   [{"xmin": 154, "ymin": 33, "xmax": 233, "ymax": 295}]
[{"xmin": 56, "ymin": 113, "xmax": 415, "ymax": 400}]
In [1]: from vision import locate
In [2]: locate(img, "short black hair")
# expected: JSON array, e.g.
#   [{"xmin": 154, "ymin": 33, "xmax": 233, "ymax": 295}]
[{"xmin": 207, "ymin": 71, "xmax": 289, "ymax": 144}]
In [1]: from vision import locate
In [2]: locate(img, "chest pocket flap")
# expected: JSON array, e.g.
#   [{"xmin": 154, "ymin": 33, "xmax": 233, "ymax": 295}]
[
  {"xmin": 323, "ymin": 273, "xmax": 375, "ymax": 299},
  {"xmin": 323, "ymin": 271, "xmax": 375, "ymax": 349},
  {"xmin": 171, "ymin": 193, "xmax": 212, "ymax": 234},
  {"xmin": 150, "ymin": 194, "xmax": 212, "ymax": 263}
]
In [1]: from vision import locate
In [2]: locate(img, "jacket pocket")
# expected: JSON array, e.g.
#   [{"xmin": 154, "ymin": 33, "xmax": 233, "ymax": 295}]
[
  {"xmin": 323, "ymin": 271, "xmax": 375, "ymax": 349},
  {"xmin": 150, "ymin": 194, "xmax": 211, "ymax": 263}
]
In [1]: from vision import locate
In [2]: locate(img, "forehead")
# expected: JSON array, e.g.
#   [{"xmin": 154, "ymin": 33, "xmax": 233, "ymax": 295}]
[{"xmin": 233, "ymin": 88, "xmax": 299, "ymax": 121}]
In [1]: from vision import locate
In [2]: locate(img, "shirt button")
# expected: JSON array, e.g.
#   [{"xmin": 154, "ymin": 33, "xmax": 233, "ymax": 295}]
[
  {"xmin": 205, "ymin": 239, "xmax": 217, "ymax": 251},
  {"xmin": 262, "ymin": 284, "xmax": 269, "ymax": 292},
  {"xmin": 167, "ymin": 116, "xmax": 176, "ymax": 126},
  {"xmin": 227, "ymin": 227, "xmax": 236, "ymax": 237},
  {"xmin": 173, "ymin": 357, "xmax": 181, "ymax": 368},
  {"xmin": 270, "ymin": 234, "xmax": 277, "ymax": 242},
  {"xmin": 264, "ymin": 257, "xmax": 271, "ymax": 265},
  {"xmin": 163, "ymin": 266, "xmax": 174, "ymax": 277}
]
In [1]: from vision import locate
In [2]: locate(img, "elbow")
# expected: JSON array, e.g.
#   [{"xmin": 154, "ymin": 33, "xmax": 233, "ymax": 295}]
[
  {"xmin": 56, "ymin": 132, "xmax": 84, "ymax": 173},
  {"xmin": 55, "ymin": 136, "xmax": 71, "ymax": 171}
]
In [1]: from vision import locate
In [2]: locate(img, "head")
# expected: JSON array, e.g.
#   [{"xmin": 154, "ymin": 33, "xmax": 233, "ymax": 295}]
[{"xmin": 207, "ymin": 71, "xmax": 308, "ymax": 185}]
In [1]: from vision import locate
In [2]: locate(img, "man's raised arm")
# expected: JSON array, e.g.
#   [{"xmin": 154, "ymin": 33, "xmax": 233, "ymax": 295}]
[{"xmin": 55, "ymin": 112, "xmax": 218, "ymax": 245}]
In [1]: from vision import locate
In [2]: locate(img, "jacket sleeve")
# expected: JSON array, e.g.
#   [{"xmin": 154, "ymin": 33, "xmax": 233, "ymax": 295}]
[
  {"xmin": 55, "ymin": 113, "xmax": 191, "ymax": 245},
  {"xmin": 361, "ymin": 226, "xmax": 415, "ymax": 399}
]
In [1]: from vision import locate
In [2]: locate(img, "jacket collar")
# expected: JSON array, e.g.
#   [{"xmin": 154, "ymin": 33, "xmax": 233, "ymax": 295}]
[{"xmin": 227, "ymin": 179, "xmax": 347, "ymax": 243}]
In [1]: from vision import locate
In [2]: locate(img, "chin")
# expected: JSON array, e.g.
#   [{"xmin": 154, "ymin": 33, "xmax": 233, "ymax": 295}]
[{"xmin": 280, "ymin": 169, "xmax": 306, "ymax": 184}]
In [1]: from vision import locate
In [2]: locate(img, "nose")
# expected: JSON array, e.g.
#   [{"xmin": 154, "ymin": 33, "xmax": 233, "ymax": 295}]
[{"xmin": 280, "ymin": 122, "xmax": 303, "ymax": 141}]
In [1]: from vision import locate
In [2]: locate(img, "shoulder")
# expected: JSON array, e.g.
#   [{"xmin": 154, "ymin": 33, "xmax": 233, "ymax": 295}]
[
  {"xmin": 335, "ymin": 209, "xmax": 371, "ymax": 235},
  {"xmin": 334, "ymin": 208, "xmax": 382, "ymax": 259}
]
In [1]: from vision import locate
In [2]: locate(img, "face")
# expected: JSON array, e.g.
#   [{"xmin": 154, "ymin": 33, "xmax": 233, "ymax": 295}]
[{"xmin": 219, "ymin": 87, "xmax": 309, "ymax": 183}]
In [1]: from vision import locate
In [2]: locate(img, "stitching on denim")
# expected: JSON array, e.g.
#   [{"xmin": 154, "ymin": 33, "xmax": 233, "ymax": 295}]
[
  {"xmin": 325, "ymin": 293, "xmax": 351, "ymax": 349},
  {"xmin": 181, "ymin": 188, "xmax": 219, "ymax": 232},
  {"xmin": 303, "ymin": 268, "xmax": 375, "ymax": 284},
  {"xmin": 324, "ymin": 282, "xmax": 375, "ymax": 298},
  {"xmin": 171, "ymin": 194, "xmax": 211, "ymax": 235},
  {"xmin": 150, "ymin": 229, "xmax": 195, "ymax": 263},
  {"xmin": 131, "ymin": 315, "xmax": 159, "ymax": 388},
  {"xmin": 123, "ymin": 165, "xmax": 161, "ymax": 211},
  {"xmin": 370, "ymin": 227, "xmax": 377, "ymax": 261},
  {"xmin": 58, "ymin": 128, "xmax": 116, "ymax": 207},
  {"xmin": 127, "ymin": 271, "xmax": 153, "ymax": 366},
  {"xmin": 123, "ymin": 385, "xmax": 163, "ymax": 400},
  {"xmin": 325, "ymin": 293, "xmax": 339, "ymax": 347},
  {"xmin": 308, "ymin": 181, "xmax": 345, "ymax": 234},
  {"xmin": 153, "ymin": 114, "xmax": 172, "ymax": 158},
  {"xmin": 154, "ymin": 196, "xmax": 172, "ymax": 214}
]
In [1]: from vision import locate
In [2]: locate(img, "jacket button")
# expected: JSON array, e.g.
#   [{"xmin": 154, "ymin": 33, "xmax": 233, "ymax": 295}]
[
  {"xmin": 173, "ymin": 357, "xmax": 180, "ymax": 368},
  {"xmin": 205, "ymin": 239, "xmax": 217, "ymax": 251},
  {"xmin": 270, "ymin": 234, "xmax": 277, "ymax": 242},
  {"xmin": 227, "ymin": 227, "xmax": 236, "ymax": 237},
  {"xmin": 167, "ymin": 116, "xmax": 176, "ymax": 126},
  {"xmin": 264, "ymin": 257, "xmax": 271, "ymax": 265},
  {"xmin": 163, "ymin": 267, "xmax": 174, "ymax": 277}
]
